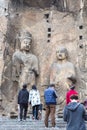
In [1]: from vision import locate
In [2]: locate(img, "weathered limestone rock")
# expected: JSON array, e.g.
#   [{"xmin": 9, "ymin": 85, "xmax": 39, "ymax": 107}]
[
  {"xmin": 0, "ymin": 0, "xmax": 8, "ymax": 114},
  {"xmin": 0, "ymin": 0, "xmax": 87, "ymax": 116}
]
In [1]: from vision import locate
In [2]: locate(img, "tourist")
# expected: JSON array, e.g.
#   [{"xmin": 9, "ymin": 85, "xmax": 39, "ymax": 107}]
[
  {"xmin": 63, "ymin": 95, "xmax": 87, "ymax": 130},
  {"xmin": 29, "ymin": 85, "xmax": 41, "ymax": 120},
  {"xmin": 44, "ymin": 84, "xmax": 57, "ymax": 128},
  {"xmin": 18, "ymin": 84, "xmax": 29, "ymax": 121},
  {"xmin": 83, "ymin": 99, "xmax": 87, "ymax": 109},
  {"xmin": 66, "ymin": 84, "xmax": 78, "ymax": 105}
]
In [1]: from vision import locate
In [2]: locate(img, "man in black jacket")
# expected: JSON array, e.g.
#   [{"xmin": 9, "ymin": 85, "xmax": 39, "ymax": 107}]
[{"xmin": 18, "ymin": 84, "xmax": 29, "ymax": 121}]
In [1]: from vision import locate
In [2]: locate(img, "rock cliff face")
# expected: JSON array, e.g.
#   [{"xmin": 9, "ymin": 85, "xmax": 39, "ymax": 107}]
[
  {"xmin": 0, "ymin": 0, "xmax": 87, "ymax": 116},
  {"xmin": 10, "ymin": 0, "xmax": 81, "ymax": 12}
]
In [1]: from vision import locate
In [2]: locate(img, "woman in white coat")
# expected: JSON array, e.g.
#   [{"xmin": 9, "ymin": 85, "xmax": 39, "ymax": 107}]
[{"xmin": 29, "ymin": 85, "xmax": 41, "ymax": 120}]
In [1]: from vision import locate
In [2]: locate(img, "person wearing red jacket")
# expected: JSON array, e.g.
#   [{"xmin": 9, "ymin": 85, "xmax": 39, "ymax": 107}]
[{"xmin": 66, "ymin": 85, "xmax": 78, "ymax": 105}]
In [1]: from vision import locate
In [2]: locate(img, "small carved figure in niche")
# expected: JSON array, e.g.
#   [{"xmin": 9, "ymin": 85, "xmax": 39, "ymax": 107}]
[
  {"xmin": 12, "ymin": 31, "xmax": 39, "ymax": 90},
  {"xmin": 50, "ymin": 46, "xmax": 76, "ymax": 116}
]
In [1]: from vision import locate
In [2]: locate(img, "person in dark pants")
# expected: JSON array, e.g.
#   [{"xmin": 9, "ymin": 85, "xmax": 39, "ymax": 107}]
[
  {"xmin": 29, "ymin": 85, "xmax": 41, "ymax": 120},
  {"xmin": 44, "ymin": 84, "xmax": 57, "ymax": 128},
  {"xmin": 18, "ymin": 84, "xmax": 29, "ymax": 121}
]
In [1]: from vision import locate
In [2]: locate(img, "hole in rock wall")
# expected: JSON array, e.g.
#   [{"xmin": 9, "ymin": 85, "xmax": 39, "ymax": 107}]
[
  {"xmin": 79, "ymin": 35, "xmax": 83, "ymax": 40},
  {"xmin": 48, "ymin": 28, "xmax": 51, "ymax": 32},
  {"xmin": 47, "ymin": 20, "xmax": 49, "ymax": 23},
  {"xmin": 78, "ymin": 25, "xmax": 84, "ymax": 48},
  {"xmin": 44, "ymin": 13, "xmax": 52, "ymax": 43},
  {"xmin": 44, "ymin": 13, "xmax": 49, "ymax": 19},
  {"xmin": 48, "ymin": 33, "xmax": 51, "ymax": 38},
  {"xmin": 79, "ymin": 44, "xmax": 83, "ymax": 48},
  {"xmin": 79, "ymin": 25, "xmax": 83, "ymax": 29},
  {"xmin": 47, "ymin": 40, "xmax": 50, "ymax": 42},
  {"xmin": 44, "ymin": 14, "xmax": 50, "ymax": 23}
]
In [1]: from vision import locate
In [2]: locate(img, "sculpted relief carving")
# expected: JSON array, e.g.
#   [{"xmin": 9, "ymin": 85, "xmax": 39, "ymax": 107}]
[
  {"xmin": 0, "ymin": 31, "xmax": 39, "ymax": 116},
  {"xmin": 12, "ymin": 31, "xmax": 39, "ymax": 90},
  {"xmin": 50, "ymin": 46, "xmax": 76, "ymax": 115},
  {"xmin": 0, "ymin": 0, "xmax": 87, "ymax": 116},
  {"xmin": 0, "ymin": 32, "xmax": 86, "ymax": 117}
]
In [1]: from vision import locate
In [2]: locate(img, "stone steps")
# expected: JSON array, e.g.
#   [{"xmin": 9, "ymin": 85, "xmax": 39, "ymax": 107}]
[
  {"xmin": 0, "ymin": 117, "xmax": 87, "ymax": 130},
  {"xmin": 0, "ymin": 117, "xmax": 65, "ymax": 130}
]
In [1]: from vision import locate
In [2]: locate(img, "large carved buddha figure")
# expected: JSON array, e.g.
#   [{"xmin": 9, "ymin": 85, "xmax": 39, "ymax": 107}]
[
  {"xmin": 50, "ymin": 46, "xmax": 76, "ymax": 116},
  {"xmin": 12, "ymin": 31, "xmax": 39, "ymax": 90}
]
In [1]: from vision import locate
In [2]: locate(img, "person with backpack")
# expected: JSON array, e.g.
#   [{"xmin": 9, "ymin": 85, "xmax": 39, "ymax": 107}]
[
  {"xmin": 18, "ymin": 84, "xmax": 29, "ymax": 121},
  {"xmin": 44, "ymin": 84, "xmax": 57, "ymax": 128}
]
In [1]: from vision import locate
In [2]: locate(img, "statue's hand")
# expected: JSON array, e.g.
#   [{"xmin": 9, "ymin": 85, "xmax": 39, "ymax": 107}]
[
  {"xmin": 67, "ymin": 76, "xmax": 76, "ymax": 84},
  {"xmin": 32, "ymin": 69, "xmax": 39, "ymax": 77}
]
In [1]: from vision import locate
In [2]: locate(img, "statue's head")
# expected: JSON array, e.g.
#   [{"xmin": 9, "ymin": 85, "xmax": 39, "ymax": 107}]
[
  {"xmin": 20, "ymin": 31, "xmax": 32, "ymax": 51},
  {"xmin": 56, "ymin": 46, "xmax": 68, "ymax": 60}
]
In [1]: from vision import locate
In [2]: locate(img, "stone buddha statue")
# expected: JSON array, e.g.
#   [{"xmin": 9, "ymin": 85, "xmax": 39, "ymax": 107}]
[
  {"xmin": 50, "ymin": 46, "xmax": 76, "ymax": 116},
  {"xmin": 12, "ymin": 31, "xmax": 39, "ymax": 90}
]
